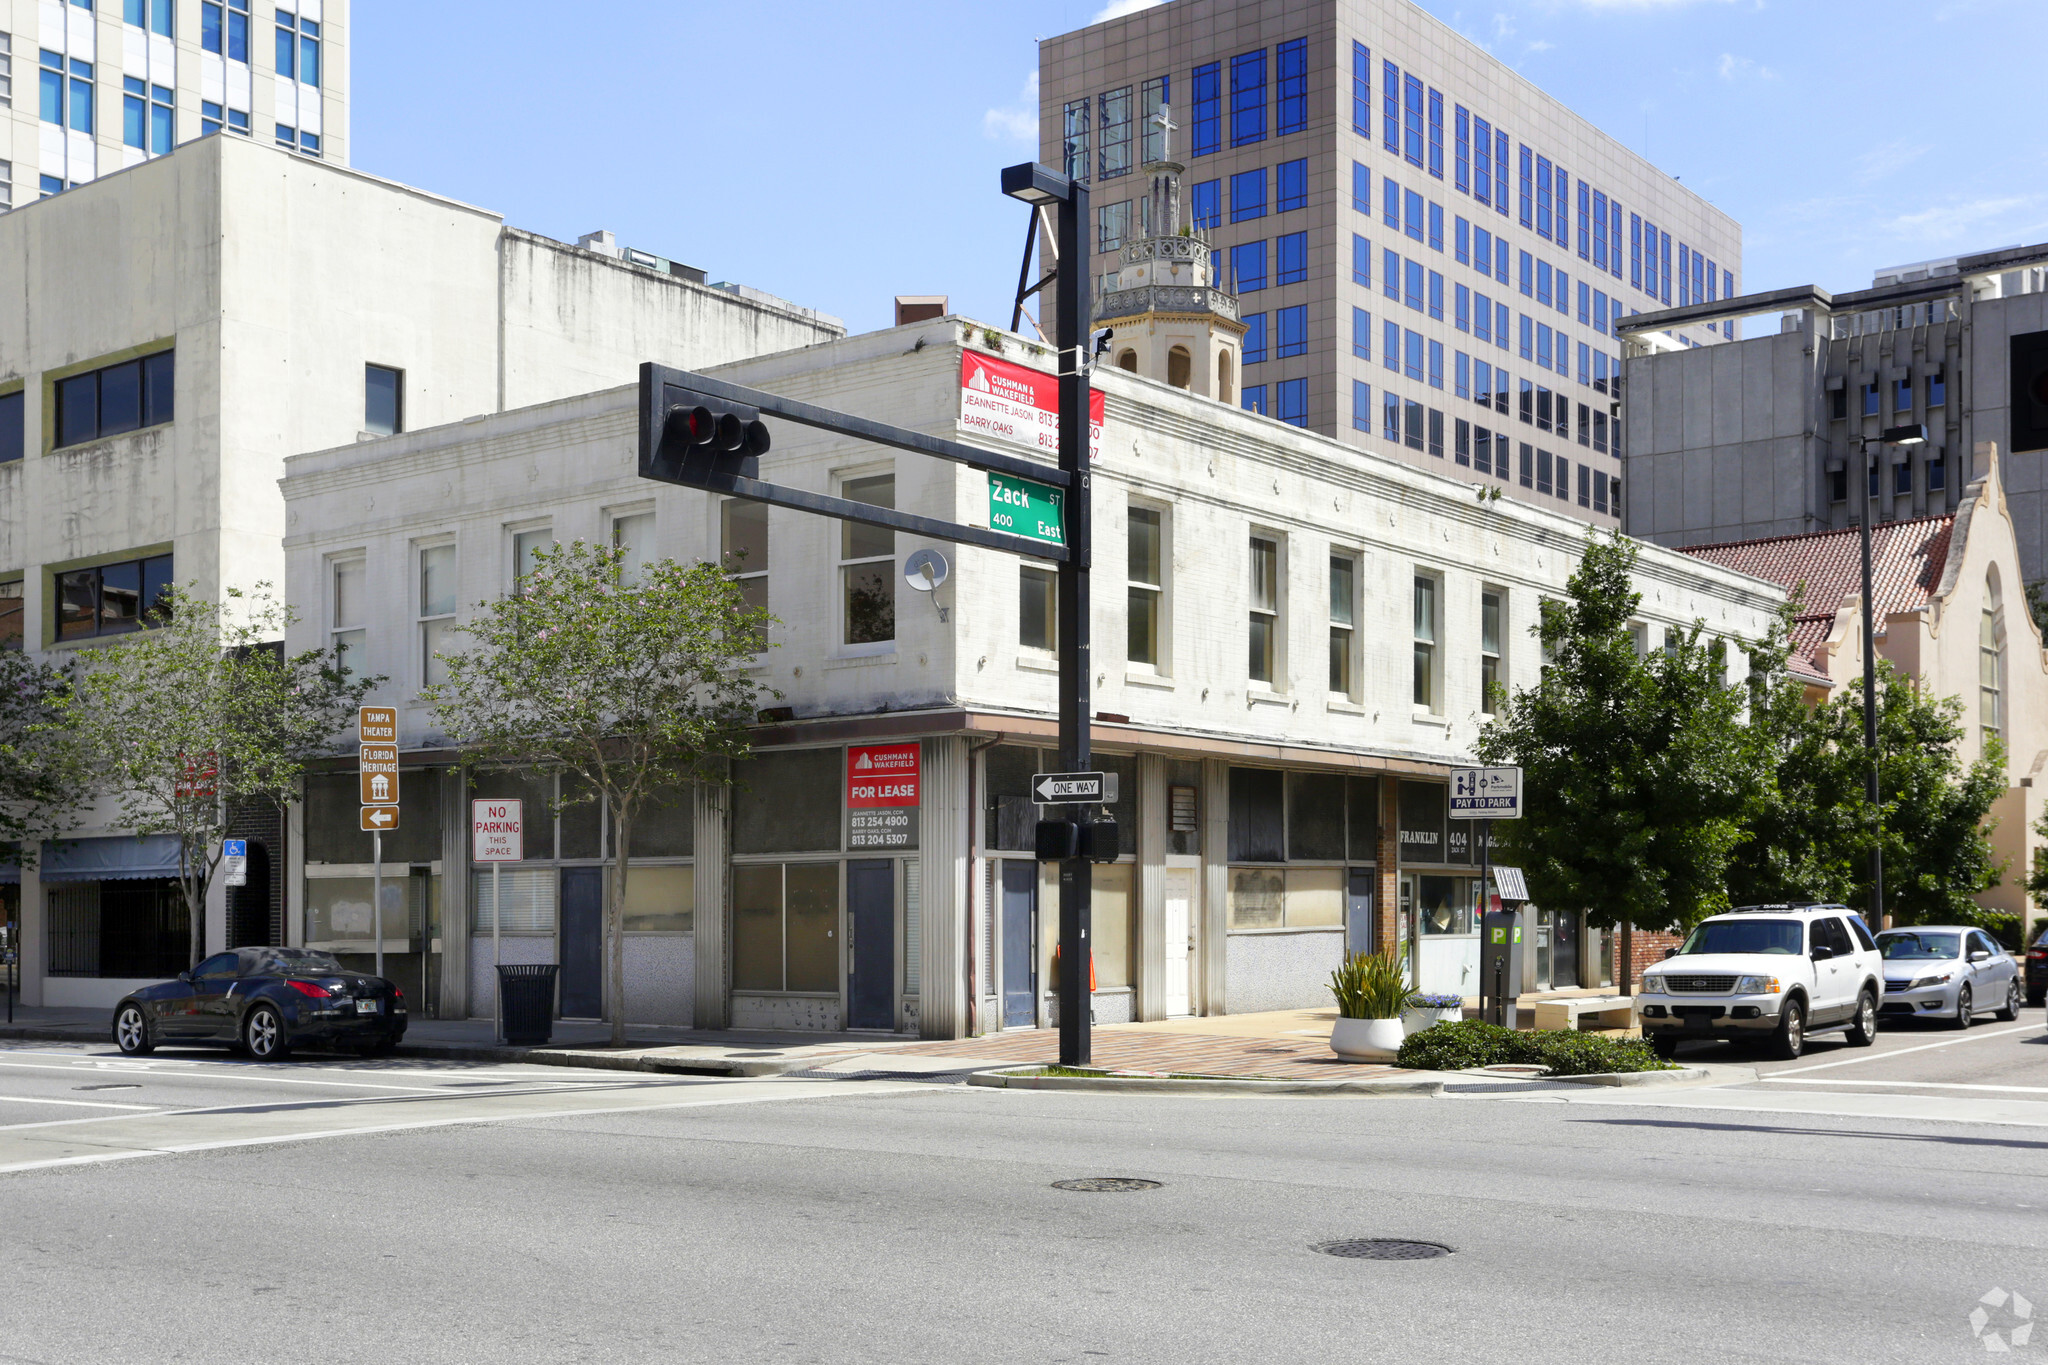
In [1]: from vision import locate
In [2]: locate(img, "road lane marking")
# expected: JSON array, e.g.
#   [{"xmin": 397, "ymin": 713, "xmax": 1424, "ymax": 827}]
[
  {"xmin": 0, "ymin": 1094, "xmax": 159, "ymax": 1111},
  {"xmin": 0, "ymin": 1060, "xmax": 509, "ymax": 1095},
  {"xmin": 1765, "ymin": 1024, "xmax": 2034, "ymax": 1075},
  {"xmin": 0, "ymin": 1078, "xmax": 940, "ymax": 1175},
  {"xmin": 1760, "ymin": 1078, "xmax": 2048, "ymax": 1096}
]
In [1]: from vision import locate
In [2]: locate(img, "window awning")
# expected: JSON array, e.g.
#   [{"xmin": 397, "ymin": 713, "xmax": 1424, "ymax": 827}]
[{"xmin": 39, "ymin": 835, "xmax": 184, "ymax": 883}]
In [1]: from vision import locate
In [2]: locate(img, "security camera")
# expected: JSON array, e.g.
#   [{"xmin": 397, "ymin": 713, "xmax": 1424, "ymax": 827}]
[{"xmin": 1091, "ymin": 327, "xmax": 1114, "ymax": 358}]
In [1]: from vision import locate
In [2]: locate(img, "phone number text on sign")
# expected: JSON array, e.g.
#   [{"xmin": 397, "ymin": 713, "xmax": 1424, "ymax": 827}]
[{"xmin": 958, "ymin": 351, "xmax": 1104, "ymax": 461}]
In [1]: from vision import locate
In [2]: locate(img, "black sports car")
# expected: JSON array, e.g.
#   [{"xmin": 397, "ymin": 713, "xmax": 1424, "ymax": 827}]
[{"xmin": 112, "ymin": 947, "xmax": 406, "ymax": 1061}]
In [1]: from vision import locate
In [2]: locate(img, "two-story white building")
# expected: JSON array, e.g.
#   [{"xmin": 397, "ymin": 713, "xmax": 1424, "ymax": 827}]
[{"xmin": 276, "ymin": 319, "xmax": 1785, "ymax": 1038}]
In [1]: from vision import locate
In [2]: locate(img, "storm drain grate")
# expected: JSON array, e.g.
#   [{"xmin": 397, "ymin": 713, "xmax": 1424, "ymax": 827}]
[
  {"xmin": 1312, "ymin": 1239, "xmax": 1452, "ymax": 1260},
  {"xmin": 1052, "ymin": 1178, "xmax": 1162, "ymax": 1193}
]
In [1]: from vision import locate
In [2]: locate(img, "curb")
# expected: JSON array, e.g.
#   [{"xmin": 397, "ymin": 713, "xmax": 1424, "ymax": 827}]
[
  {"xmin": 965, "ymin": 1066, "xmax": 1449, "ymax": 1096},
  {"xmin": 1549, "ymin": 1065, "xmax": 1717, "ymax": 1088}
]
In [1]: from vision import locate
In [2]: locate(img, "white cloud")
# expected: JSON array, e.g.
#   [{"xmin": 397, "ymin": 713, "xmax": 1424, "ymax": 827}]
[
  {"xmin": 1093, "ymin": 0, "xmax": 1164, "ymax": 20},
  {"xmin": 982, "ymin": 70, "xmax": 1039, "ymax": 143},
  {"xmin": 1716, "ymin": 52, "xmax": 1777, "ymax": 80},
  {"xmin": 1552, "ymin": 0, "xmax": 1743, "ymax": 8},
  {"xmin": 1852, "ymin": 139, "xmax": 1932, "ymax": 186},
  {"xmin": 1880, "ymin": 194, "xmax": 2043, "ymax": 245}
]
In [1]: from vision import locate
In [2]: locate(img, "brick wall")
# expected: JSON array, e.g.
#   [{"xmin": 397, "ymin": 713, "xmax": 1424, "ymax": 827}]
[{"xmin": 1618, "ymin": 924, "xmax": 1683, "ymax": 993}]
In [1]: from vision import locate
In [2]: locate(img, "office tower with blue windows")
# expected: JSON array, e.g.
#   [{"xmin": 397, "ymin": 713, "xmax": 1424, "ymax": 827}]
[
  {"xmin": 1, "ymin": 0, "xmax": 347, "ymax": 209},
  {"xmin": 1038, "ymin": 0, "xmax": 1739, "ymax": 525}
]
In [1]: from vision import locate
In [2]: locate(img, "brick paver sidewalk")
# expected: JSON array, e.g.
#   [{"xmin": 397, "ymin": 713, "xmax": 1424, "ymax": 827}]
[{"xmin": 888, "ymin": 1027, "xmax": 1402, "ymax": 1081}]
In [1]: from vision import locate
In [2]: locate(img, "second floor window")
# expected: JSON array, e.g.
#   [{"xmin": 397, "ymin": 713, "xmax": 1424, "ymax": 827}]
[
  {"xmin": 55, "ymin": 351, "xmax": 175, "ymax": 448},
  {"xmin": 331, "ymin": 557, "xmax": 365, "ymax": 678},
  {"xmin": 1128, "ymin": 506, "xmax": 1162, "ymax": 668},
  {"xmin": 1413, "ymin": 575, "xmax": 1437, "ymax": 709},
  {"xmin": 202, "ymin": 0, "xmax": 249, "ymax": 59},
  {"xmin": 58, "ymin": 553, "xmax": 173, "ymax": 642},
  {"xmin": 0, "ymin": 581, "xmax": 22, "ymax": 650},
  {"xmin": 840, "ymin": 474, "xmax": 894, "ymax": 647},
  {"xmin": 1019, "ymin": 565, "xmax": 1055, "ymax": 653},
  {"xmin": 1329, "ymin": 554, "xmax": 1355, "ymax": 695},
  {"xmin": 1480, "ymin": 589, "xmax": 1502, "ymax": 713},
  {"xmin": 418, "ymin": 544, "xmax": 455, "ymax": 687},
  {"xmin": 1249, "ymin": 534, "xmax": 1278, "ymax": 686},
  {"xmin": 721, "ymin": 499, "xmax": 767, "ymax": 651}
]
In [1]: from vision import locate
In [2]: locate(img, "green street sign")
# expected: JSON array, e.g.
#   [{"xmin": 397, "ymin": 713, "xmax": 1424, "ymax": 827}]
[{"xmin": 987, "ymin": 472, "xmax": 1066, "ymax": 547}]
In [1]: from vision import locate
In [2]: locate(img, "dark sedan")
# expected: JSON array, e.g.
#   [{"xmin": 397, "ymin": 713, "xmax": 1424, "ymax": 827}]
[{"xmin": 111, "ymin": 947, "xmax": 406, "ymax": 1061}]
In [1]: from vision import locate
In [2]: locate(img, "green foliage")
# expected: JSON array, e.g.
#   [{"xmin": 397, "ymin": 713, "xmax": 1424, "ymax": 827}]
[
  {"xmin": 1735, "ymin": 654, "xmax": 2004, "ymax": 926},
  {"xmin": 0, "ymin": 648, "xmax": 83, "ymax": 863},
  {"xmin": 54, "ymin": 586, "xmax": 374, "ymax": 966},
  {"xmin": 1328, "ymin": 949, "xmax": 1411, "ymax": 1019},
  {"xmin": 424, "ymin": 540, "xmax": 773, "ymax": 1044},
  {"xmin": 1474, "ymin": 533, "xmax": 1757, "ymax": 933},
  {"xmin": 1394, "ymin": 1019, "xmax": 1671, "ymax": 1075}
]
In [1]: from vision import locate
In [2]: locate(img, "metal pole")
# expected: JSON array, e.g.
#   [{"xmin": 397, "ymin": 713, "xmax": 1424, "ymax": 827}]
[
  {"xmin": 1478, "ymin": 818, "xmax": 1491, "ymax": 1024},
  {"xmin": 1859, "ymin": 439, "xmax": 1886, "ymax": 929},
  {"xmin": 373, "ymin": 829, "xmax": 384, "ymax": 982},
  {"xmin": 1056, "ymin": 175, "xmax": 1093, "ymax": 1069},
  {"xmin": 493, "ymin": 860, "xmax": 503, "ymax": 1045}
]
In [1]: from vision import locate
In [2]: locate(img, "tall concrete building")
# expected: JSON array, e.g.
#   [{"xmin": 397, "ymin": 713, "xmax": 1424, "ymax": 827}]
[
  {"xmin": 0, "ymin": 133, "xmax": 843, "ymax": 1007},
  {"xmin": 1037, "ymin": 0, "xmax": 1742, "ymax": 527},
  {"xmin": 3, "ymin": 0, "xmax": 349, "ymax": 206},
  {"xmin": 1620, "ymin": 241, "xmax": 2048, "ymax": 588}
]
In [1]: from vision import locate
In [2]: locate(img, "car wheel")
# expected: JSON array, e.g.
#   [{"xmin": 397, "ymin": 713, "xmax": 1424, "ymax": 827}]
[
  {"xmin": 1997, "ymin": 979, "xmax": 2022, "ymax": 1023},
  {"xmin": 1846, "ymin": 990, "xmax": 1879, "ymax": 1047},
  {"xmin": 1950, "ymin": 985, "xmax": 1973, "ymax": 1031},
  {"xmin": 243, "ymin": 1003, "xmax": 291, "ymax": 1061},
  {"xmin": 1649, "ymin": 1035, "xmax": 1679, "ymax": 1060},
  {"xmin": 113, "ymin": 1004, "xmax": 154, "ymax": 1056},
  {"xmin": 1770, "ymin": 998, "xmax": 1805, "ymax": 1060}
]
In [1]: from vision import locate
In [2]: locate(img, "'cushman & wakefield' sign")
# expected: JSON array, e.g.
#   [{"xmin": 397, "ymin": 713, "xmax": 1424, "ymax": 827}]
[
  {"xmin": 958, "ymin": 350, "xmax": 1105, "ymax": 462},
  {"xmin": 846, "ymin": 743, "xmax": 920, "ymax": 850}
]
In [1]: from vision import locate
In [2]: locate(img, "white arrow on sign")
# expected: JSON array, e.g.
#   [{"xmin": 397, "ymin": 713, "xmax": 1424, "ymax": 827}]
[
  {"xmin": 362, "ymin": 807, "xmax": 397, "ymax": 830},
  {"xmin": 1033, "ymin": 771, "xmax": 1112, "ymax": 804}
]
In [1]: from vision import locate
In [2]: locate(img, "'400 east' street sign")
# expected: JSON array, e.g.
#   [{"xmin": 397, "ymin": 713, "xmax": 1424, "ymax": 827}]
[{"xmin": 986, "ymin": 472, "xmax": 1066, "ymax": 548}]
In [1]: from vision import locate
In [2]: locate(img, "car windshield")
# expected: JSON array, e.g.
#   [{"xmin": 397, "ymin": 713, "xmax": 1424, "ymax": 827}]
[
  {"xmin": 243, "ymin": 948, "xmax": 346, "ymax": 976},
  {"xmin": 1679, "ymin": 919, "xmax": 1804, "ymax": 956},
  {"xmin": 1876, "ymin": 932, "xmax": 1961, "ymax": 961}
]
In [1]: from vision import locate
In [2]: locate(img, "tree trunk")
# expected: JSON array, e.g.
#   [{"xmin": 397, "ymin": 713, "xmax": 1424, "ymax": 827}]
[
  {"xmin": 608, "ymin": 801, "xmax": 630, "ymax": 1047},
  {"xmin": 184, "ymin": 838, "xmax": 205, "ymax": 969}
]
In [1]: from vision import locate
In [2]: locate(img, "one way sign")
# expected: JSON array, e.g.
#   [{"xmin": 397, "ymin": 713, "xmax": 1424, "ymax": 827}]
[{"xmin": 1032, "ymin": 771, "xmax": 1117, "ymax": 804}]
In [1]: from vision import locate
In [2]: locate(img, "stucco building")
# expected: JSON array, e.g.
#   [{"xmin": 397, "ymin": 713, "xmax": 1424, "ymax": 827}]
[
  {"xmin": 0, "ymin": 132, "xmax": 844, "ymax": 1007},
  {"xmin": 271, "ymin": 317, "xmax": 1785, "ymax": 1038}
]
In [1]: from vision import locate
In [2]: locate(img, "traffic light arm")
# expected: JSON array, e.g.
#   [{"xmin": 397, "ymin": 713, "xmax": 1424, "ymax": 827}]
[
  {"xmin": 691, "ymin": 470, "xmax": 1068, "ymax": 563},
  {"xmin": 641, "ymin": 363, "xmax": 1071, "ymax": 491}
]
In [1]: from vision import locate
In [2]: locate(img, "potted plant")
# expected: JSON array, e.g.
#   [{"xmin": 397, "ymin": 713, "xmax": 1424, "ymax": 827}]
[
  {"xmin": 1327, "ymin": 950, "xmax": 1412, "ymax": 1061},
  {"xmin": 1403, "ymin": 992, "xmax": 1465, "ymax": 1035}
]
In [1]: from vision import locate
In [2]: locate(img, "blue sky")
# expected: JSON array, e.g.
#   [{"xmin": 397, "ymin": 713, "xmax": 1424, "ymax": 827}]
[{"xmin": 355, "ymin": 0, "xmax": 2048, "ymax": 337}]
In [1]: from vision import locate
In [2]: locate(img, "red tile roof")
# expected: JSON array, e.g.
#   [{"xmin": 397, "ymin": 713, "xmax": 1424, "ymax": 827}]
[{"xmin": 1677, "ymin": 516, "xmax": 1955, "ymax": 682}]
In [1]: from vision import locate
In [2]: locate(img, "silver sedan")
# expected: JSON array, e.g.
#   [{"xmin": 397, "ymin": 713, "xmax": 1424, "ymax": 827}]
[{"xmin": 1875, "ymin": 926, "xmax": 2023, "ymax": 1029}]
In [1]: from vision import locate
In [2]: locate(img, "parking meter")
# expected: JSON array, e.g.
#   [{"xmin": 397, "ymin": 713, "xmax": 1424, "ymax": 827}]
[{"xmin": 1481, "ymin": 908, "xmax": 1524, "ymax": 1026}]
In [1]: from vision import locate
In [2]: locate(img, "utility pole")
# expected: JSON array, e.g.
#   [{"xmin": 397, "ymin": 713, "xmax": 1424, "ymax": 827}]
[
  {"xmin": 1054, "ymin": 173, "xmax": 1093, "ymax": 1069},
  {"xmin": 1858, "ymin": 423, "xmax": 1927, "ymax": 931}
]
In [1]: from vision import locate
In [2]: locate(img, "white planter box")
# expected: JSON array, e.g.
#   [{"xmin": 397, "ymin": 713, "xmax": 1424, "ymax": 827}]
[
  {"xmin": 1401, "ymin": 1005, "xmax": 1463, "ymax": 1035},
  {"xmin": 1330, "ymin": 1015, "xmax": 1406, "ymax": 1061}
]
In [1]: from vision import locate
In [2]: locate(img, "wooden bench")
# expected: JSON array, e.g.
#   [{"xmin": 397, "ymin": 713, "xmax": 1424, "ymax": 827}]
[{"xmin": 1531, "ymin": 996, "xmax": 1638, "ymax": 1032}]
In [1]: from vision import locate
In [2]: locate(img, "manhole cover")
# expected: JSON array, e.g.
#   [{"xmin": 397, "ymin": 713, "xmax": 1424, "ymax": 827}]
[
  {"xmin": 1052, "ymin": 1178, "xmax": 1162, "ymax": 1193},
  {"xmin": 1312, "ymin": 1239, "xmax": 1452, "ymax": 1260}
]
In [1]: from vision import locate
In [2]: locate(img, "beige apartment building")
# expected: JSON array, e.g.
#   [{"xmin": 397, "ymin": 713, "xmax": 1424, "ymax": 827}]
[{"xmin": 1037, "ymin": 0, "xmax": 1742, "ymax": 529}]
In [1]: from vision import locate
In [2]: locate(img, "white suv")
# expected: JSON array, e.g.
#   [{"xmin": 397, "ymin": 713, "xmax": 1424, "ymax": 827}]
[{"xmin": 1635, "ymin": 904, "xmax": 1885, "ymax": 1060}]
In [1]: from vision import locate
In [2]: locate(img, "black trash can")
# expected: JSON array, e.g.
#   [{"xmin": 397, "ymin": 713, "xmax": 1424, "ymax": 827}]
[{"xmin": 496, "ymin": 963, "xmax": 560, "ymax": 1046}]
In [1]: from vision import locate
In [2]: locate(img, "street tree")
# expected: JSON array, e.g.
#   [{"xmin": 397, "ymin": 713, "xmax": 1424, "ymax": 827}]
[
  {"xmin": 423, "ymin": 539, "xmax": 771, "ymax": 1045},
  {"xmin": 55, "ymin": 586, "xmax": 375, "ymax": 967},
  {"xmin": 0, "ymin": 648, "xmax": 85, "ymax": 865},
  {"xmin": 1474, "ymin": 533, "xmax": 1759, "ymax": 933}
]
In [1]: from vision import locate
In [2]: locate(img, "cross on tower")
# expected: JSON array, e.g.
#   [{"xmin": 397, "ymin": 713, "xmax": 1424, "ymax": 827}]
[{"xmin": 1150, "ymin": 105, "xmax": 1177, "ymax": 160}]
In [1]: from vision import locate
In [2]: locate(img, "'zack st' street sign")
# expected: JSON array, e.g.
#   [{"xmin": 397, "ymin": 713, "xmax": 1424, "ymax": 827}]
[
  {"xmin": 986, "ymin": 472, "xmax": 1066, "ymax": 548},
  {"xmin": 1033, "ymin": 770, "xmax": 1115, "ymax": 805}
]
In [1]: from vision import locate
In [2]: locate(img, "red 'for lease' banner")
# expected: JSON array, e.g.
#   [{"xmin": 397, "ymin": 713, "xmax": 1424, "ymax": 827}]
[
  {"xmin": 847, "ymin": 744, "xmax": 920, "ymax": 809},
  {"xmin": 958, "ymin": 350, "xmax": 1105, "ymax": 462}
]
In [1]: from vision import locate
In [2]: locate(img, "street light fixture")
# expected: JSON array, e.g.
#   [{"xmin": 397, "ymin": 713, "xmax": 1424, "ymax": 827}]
[{"xmin": 1856, "ymin": 421, "xmax": 1928, "ymax": 930}]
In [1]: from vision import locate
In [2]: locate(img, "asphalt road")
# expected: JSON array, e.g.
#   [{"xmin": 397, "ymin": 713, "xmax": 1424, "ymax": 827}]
[{"xmin": 0, "ymin": 1033, "xmax": 2043, "ymax": 1364}]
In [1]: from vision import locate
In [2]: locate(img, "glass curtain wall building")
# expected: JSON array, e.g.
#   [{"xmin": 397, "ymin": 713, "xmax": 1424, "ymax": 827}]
[{"xmin": 1039, "ymin": 0, "xmax": 1740, "ymax": 527}]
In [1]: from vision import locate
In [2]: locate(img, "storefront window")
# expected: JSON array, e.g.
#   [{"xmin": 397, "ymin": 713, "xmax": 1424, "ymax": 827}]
[
  {"xmin": 621, "ymin": 865, "xmax": 692, "ymax": 933},
  {"xmin": 468, "ymin": 867, "xmax": 557, "ymax": 934},
  {"xmin": 46, "ymin": 878, "xmax": 186, "ymax": 978},
  {"xmin": 732, "ymin": 862, "xmax": 838, "ymax": 993},
  {"xmin": 733, "ymin": 750, "xmax": 841, "ymax": 855},
  {"xmin": 1229, "ymin": 868, "xmax": 1284, "ymax": 928},
  {"xmin": 1092, "ymin": 862, "xmax": 1132, "ymax": 988},
  {"xmin": 308, "ymin": 875, "xmax": 409, "ymax": 948}
]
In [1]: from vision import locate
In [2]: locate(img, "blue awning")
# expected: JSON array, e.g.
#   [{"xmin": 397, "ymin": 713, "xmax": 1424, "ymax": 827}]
[
  {"xmin": 0, "ymin": 842, "xmax": 16, "ymax": 883},
  {"xmin": 39, "ymin": 835, "xmax": 184, "ymax": 883}
]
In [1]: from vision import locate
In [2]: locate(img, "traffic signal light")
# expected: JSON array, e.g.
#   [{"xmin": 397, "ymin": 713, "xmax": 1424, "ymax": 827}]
[{"xmin": 641, "ymin": 386, "xmax": 771, "ymax": 488}]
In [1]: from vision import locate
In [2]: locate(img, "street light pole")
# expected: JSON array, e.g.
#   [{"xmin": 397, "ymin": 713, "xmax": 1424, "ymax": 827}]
[
  {"xmin": 1054, "ymin": 176, "xmax": 1093, "ymax": 1070},
  {"xmin": 1857, "ymin": 423, "xmax": 1927, "ymax": 932}
]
